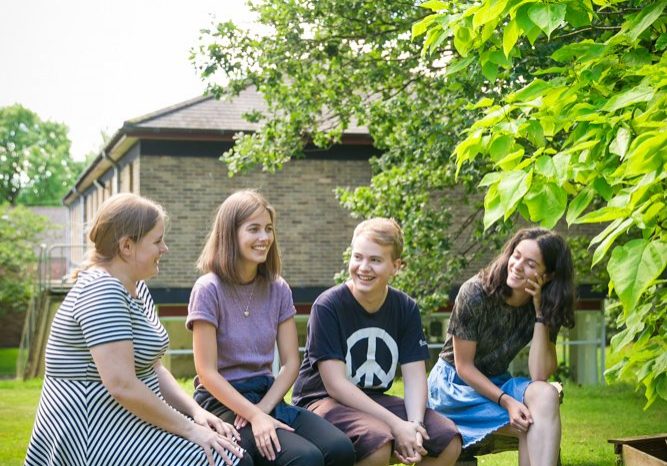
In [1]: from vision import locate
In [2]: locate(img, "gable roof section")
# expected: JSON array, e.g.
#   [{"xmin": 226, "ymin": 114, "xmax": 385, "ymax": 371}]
[
  {"xmin": 126, "ymin": 88, "xmax": 264, "ymax": 133},
  {"xmin": 64, "ymin": 88, "xmax": 371, "ymax": 205}
]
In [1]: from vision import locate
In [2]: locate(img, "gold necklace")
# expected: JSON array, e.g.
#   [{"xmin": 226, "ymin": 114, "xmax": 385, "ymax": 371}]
[{"xmin": 231, "ymin": 280, "xmax": 257, "ymax": 318}]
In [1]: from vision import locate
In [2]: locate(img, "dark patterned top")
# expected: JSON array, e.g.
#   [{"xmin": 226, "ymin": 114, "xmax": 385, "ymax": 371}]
[{"xmin": 440, "ymin": 275, "xmax": 558, "ymax": 377}]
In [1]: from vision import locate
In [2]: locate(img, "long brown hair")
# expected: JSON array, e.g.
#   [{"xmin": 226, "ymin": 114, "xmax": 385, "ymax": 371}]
[
  {"xmin": 480, "ymin": 227, "xmax": 575, "ymax": 329},
  {"xmin": 197, "ymin": 190, "xmax": 281, "ymax": 283},
  {"xmin": 75, "ymin": 193, "xmax": 166, "ymax": 278}
]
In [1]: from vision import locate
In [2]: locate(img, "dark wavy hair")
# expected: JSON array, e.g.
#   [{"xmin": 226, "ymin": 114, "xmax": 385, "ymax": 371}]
[{"xmin": 480, "ymin": 227, "xmax": 575, "ymax": 329}]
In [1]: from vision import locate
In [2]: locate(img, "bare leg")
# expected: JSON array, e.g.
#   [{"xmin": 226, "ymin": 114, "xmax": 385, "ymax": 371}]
[
  {"xmin": 419, "ymin": 435, "xmax": 462, "ymax": 466},
  {"xmin": 495, "ymin": 425, "xmax": 529, "ymax": 466},
  {"xmin": 356, "ymin": 442, "xmax": 391, "ymax": 466},
  {"xmin": 524, "ymin": 381, "xmax": 561, "ymax": 466}
]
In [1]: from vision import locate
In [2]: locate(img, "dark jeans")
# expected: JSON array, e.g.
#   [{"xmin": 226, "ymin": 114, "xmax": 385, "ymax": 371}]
[{"xmin": 196, "ymin": 392, "xmax": 354, "ymax": 466}]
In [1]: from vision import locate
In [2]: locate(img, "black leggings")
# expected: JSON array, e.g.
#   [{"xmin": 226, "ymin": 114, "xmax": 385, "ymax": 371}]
[{"xmin": 221, "ymin": 406, "xmax": 354, "ymax": 466}]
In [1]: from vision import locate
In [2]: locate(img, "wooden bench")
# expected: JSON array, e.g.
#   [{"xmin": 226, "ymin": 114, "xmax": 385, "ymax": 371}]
[
  {"xmin": 608, "ymin": 434, "xmax": 667, "ymax": 466},
  {"xmin": 455, "ymin": 382, "xmax": 564, "ymax": 465}
]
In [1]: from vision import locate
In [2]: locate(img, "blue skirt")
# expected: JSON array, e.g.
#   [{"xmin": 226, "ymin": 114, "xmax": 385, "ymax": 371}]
[{"xmin": 427, "ymin": 358, "xmax": 531, "ymax": 448}]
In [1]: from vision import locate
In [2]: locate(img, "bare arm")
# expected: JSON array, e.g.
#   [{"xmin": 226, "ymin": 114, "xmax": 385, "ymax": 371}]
[
  {"xmin": 528, "ymin": 325, "xmax": 557, "ymax": 380},
  {"xmin": 155, "ymin": 361, "xmax": 240, "ymax": 442},
  {"xmin": 525, "ymin": 274, "xmax": 558, "ymax": 380},
  {"xmin": 452, "ymin": 336, "xmax": 533, "ymax": 432},
  {"xmin": 192, "ymin": 321, "xmax": 292, "ymax": 461},
  {"xmin": 319, "ymin": 359, "xmax": 425, "ymax": 460},
  {"xmin": 256, "ymin": 317, "xmax": 300, "ymax": 414},
  {"xmin": 91, "ymin": 340, "xmax": 242, "ymax": 465},
  {"xmin": 399, "ymin": 361, "xmax": 430, "ymax": 463}
]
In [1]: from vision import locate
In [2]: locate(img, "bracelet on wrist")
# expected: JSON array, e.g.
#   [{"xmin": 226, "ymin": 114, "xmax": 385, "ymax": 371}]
[
  {"xmin": 535, "ymin": 315, "xmax": 546, "ymax": 325},
  {"xmin": 497, "ymin": 391, "xmax": 507, "ymax": 405}
]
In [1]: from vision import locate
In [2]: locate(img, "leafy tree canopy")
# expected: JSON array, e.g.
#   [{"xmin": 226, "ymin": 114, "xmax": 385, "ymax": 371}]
[
  {"xmin": 191, "ymin": 0, "xmax": 555, "ymax": 313},
  {"xmin": 0, "ymin": 203, "xmax": 48, "ymax": 316},
  {"xmin": 415, "ymin": 0, "xmax": 666, "ymax": 406},
  {"xmin": 0, "ymin": 104, "xmax": 82, "ymax": 206}
]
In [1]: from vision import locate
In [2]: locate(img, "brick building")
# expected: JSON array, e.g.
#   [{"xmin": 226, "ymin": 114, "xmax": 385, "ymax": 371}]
[
  {"xmin": 63, "ymin": 88, "xmax": 377, "ymax": 314},
  {"xmin": 62, "ymin": 88, "xmax": 603, "ymax": 315}
]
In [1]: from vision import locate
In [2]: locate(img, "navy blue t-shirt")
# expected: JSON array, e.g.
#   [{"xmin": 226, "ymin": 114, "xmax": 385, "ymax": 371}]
[{"xmin": 292, "ymin": 283, "xmax": 429, "ymax": 408}]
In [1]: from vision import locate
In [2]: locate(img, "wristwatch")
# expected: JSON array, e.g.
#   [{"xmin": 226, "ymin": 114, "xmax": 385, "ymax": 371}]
[{"xmin": 535, "ymin": 315, "xmax": 546, "ymax": 325}]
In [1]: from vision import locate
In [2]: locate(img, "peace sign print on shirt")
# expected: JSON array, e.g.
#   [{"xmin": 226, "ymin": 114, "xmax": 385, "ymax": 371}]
[{"xmin": 345, "ymin": 327, "xmax": 399, "ymax": 389}]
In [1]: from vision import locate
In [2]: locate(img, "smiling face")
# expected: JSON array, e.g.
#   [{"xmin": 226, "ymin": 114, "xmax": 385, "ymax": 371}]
[
  {"xmin": 506, "ymin": 239, "xmax": 546, "ymax": 292},
  {"xmin": 131, "ymin": 217, "xmax": 168, "ymax": 281},
  {"xmin": 236, "ymin": 207, "xmax": 274, "ymax": 278},
  {"xmin": 348, "ymin": 233, "xmax": 401, "ymax": 301}
]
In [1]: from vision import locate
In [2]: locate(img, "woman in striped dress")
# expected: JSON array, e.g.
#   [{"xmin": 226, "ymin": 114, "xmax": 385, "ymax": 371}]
[{"xmin": 25, "ymin": 193, "xmax": 247, "ymax": 466}]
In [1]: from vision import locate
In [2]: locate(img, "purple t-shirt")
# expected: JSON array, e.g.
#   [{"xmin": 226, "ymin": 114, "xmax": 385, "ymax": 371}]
[{"xmin": 186, "ymin": 273, "xmax": 296, "ymax": 382}]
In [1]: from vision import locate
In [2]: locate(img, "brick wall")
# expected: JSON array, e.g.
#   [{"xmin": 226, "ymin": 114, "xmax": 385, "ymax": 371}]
[{"xmin": 139, "ymin": 155, "xmax": 371, "ymax": 290}]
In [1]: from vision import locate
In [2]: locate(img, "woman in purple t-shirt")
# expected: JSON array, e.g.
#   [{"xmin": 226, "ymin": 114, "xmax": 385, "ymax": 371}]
[{"xmin": 187, "ymin": 190, "xmax": 354, "ymax": 466}]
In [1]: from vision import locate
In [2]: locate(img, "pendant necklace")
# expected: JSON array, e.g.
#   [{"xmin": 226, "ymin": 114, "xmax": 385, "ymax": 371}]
[{"xmin": 231, "ymin": 280, "xmax": 257, "ymax": 318}]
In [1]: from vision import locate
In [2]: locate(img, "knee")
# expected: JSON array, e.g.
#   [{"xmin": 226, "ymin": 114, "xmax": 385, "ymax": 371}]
[
  {"xmin": 526, "ymin": 381, "xmax": 560, "ymax": 413},
  {"xmin": 324, "ymin": 435, "xmax": 355, "ymax": 466},
  {"xmin": 290, "ymin": 443, "xmax": 325, "ymax": 466},
  {"xmin": 439, "ymin": 435, "xmax": 462, "ymax": 465}
]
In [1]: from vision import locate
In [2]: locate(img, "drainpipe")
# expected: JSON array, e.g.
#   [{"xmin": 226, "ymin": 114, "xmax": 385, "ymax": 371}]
[{"xmin": 102, "ymin": 150, "xmax": 120, "ymax": 194}]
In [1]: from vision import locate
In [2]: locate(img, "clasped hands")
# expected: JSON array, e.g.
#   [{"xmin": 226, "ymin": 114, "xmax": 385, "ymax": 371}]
[{"xmin": 392, "ymin": 419, "xmax": 430, "ymax": 464}]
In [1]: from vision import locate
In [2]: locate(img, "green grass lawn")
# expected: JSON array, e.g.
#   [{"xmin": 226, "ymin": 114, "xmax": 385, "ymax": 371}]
[
  {"xmin": 2, "ymin": 378, "xmax": 666, "ymax": 466},
  {"xmin": 0, "ymin": 348, "xmax": 19, "ymax": 377}
]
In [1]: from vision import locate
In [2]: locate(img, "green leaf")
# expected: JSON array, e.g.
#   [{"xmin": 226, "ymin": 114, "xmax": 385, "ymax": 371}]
[
  {"xmin": 565, "ymin": 1, "xmax": 592, "ymax": 28},
  {"xmin": 657, "ymin": 33, "xmax": 667, "ymax": 51},
  {"xmin": 419, "ymin": 0, "xmax": 448, "ymax": 11},
  {"xmin": 624, "ymin": 131, "xmax": 667, "ymax": 177},
  {"xmin": 608, "ymin": 239, "xmax": 667, "ymax": 313},
  {"xmin": 552, "ymin": 152, "xmax": 570, "ymax": 181},
  {"xmin": 453, "ymin": 26, "xmax": 473, "ymax": 56},
  {"xmin": 524, "ymin": 182, "xmax": 567, "ymax": 228},
  {"xmin": 593, "ymin": 177, "xmax": 613, "ymax": 201},
  {"xmin": 483, "ymin": 183, "xmax": 505, "ymax": 229},
  {"xmin": 496, "ymin": 148, "xmax": 526, "ymax": 170},
  {"xmin": 508, "ymin": 79, "xmax": 550, "ymax": 103},
  {"xmin": 497, "ymin": 170, "xmax": 532, "ymax": 220},
  {"xmin": 471, "ymin": 97, "xmax": 494, "ymax": 109},
  {"xmin": 503, "ymin": 18, "xmax": 520, "ymax": 57},
  {"xmin": 489, "ymin": 134, "xmax": 513, "ymax": 161},
  {"xmin": 412, "ymin": 14, "xmax": 438, "ymax": 38},
  {"xmin": 566, "ymin": 187, "xmax": 594, "ymax": 224},
  {"xmin": 610, "ymin": 305, "xmax": 648, "ymax": 350},
  {"xmin": 473, "ymin": 0, "xmax": 509, "ymax": 29},
  {"xmin": 551, "ymin": 40, "xmax": 606, "ymax": 63},
  {"xmin": 479, "ymin": 172, "xmax": 502, "ymax": 187},
  {"xmin": 527, "ymin": 3, "xmax": 567, "ymax": 39},
  {"xmin": 621, "ymin": 0, "xmax": 667, "ymax": 41},
  {"xmin": 525, "ymin": 120, "xmax": 545, "ymax": 147},
  {"xmin": 609, "ymin": 127, "xmax": 631, "ymax": 158},
  {"xmin": 534, "ymin": 155, "xmax": 556, "ymax": 179},
  {"xmin": 602, "ymin": 84, "xmax": 655, "ymax": 112},
  {"xmin": 444, "ymin": 55, "xmax": 475, "ymax": 77},
  {"xmin": 576, "ymin": 206, "xmax": 628, "ymax": 224},
  {"xmin": 591, "ymin": 218, "xmax": 633, "ymax": 267},
  {"xmin": 482, "ymin": 61, "xmax": 499, "ymax": 82}
]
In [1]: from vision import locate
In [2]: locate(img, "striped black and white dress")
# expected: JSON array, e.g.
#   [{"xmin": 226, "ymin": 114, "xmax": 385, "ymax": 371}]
[{"xmin": 25, "ymin": 269, "xmax": 240, "ymax": 466}]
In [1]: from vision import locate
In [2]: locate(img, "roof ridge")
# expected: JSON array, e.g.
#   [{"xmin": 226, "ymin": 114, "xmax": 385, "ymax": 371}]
[{"xmin": 124, "ymin": 94, "xmax": 215, "ymax": 126}]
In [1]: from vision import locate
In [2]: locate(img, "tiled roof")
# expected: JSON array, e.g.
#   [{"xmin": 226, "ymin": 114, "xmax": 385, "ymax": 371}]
[{"xmin": 125, "ymin": 87, "xmax": 367, "ymax": 134}]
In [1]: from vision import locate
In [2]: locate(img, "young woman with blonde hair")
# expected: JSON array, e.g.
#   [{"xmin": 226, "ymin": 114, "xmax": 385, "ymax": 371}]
[{"xmin": 26, "ymin": 193, "xmax": 245, "ymax": 466}]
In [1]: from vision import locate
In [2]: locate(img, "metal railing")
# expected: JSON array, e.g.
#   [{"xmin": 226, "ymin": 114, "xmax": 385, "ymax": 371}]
[{"xmin": 16, "ymin": 244, "xmax": 87, "ymax": 379}]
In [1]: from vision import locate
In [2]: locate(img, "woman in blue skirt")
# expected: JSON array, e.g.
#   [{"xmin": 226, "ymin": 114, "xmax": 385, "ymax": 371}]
[{"xmin": 428, "ymin": 228, "xmax": 575, "ymax": 466}]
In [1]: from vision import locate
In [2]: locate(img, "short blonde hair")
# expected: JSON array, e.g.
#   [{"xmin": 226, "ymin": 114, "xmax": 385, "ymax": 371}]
[
  {"xmin": 76, "ymin": 193, "xmax": 166, "ymax": 276},
  {"xmin": 197, "ymin": 190, "xmax": 281, "ymax": 283},
  {"xmin": 352, "ymin": 217, "xmax": 404, "ymax": 260}
]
